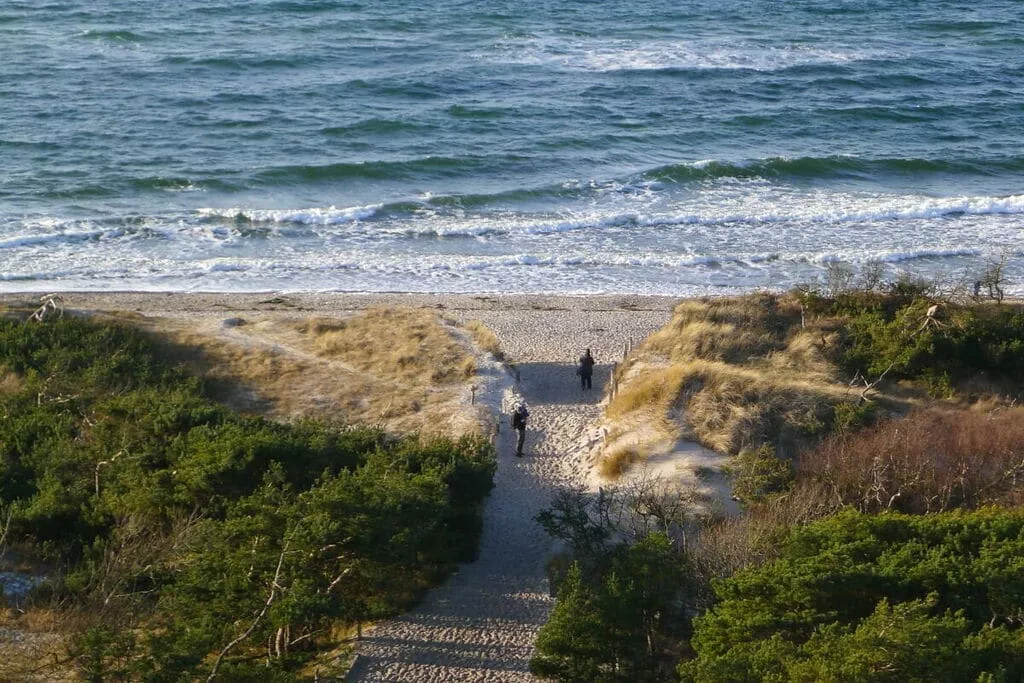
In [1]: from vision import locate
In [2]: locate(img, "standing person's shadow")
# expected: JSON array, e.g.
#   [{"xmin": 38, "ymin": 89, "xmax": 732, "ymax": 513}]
[{"xmin": 514, "ymin": 361, "xmax": 609, "ymax": 406}]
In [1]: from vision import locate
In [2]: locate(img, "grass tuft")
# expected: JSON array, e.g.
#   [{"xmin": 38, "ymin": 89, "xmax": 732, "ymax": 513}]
[
  {"xmin": 464, "ymin": 320, "xmax": 506, "ymax": 361},
  {"xmin": 598, "ymin": 446, "xmax": 642, "ymax": 479}
]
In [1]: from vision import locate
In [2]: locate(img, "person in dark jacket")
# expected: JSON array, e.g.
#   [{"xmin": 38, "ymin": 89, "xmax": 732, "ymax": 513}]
[
  {"xmin": 511, "ymin": 402, "xmax": 529, "ymax": 457},
  {"xmin": 578, "ymin": 348, "xmax": 595, "ymax": 390}
]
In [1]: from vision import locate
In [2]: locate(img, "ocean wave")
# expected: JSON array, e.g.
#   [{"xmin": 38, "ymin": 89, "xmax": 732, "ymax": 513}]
[
  {"xmin": 262, "ymin": 0, "xmax": 353, "ymax": 13},
  {"xmin": 189, "ymin": 188, "xmax": 1024, "ymax": 240},
  {"xmin": 163, "ymin": 55, "xmax": 301, "ymax": 70},
  {"xmin": 877, "ymin": 248, "xmax": 981, "ymax": 263},
  {"xmin": 445, "ymin": 247, "xmax": 987, "ymax": 273},
  {"xmin": 79, "ymin": 29, "xmax": 150, "ymax": 43},
  {"xmin": 131, "ymin": 176, "xmax": 210, "ymax": 193},
  {"xmin": 321, "ymin": 118, "xmax": 433, "ymax": 136},
  {"xmin": 491, "ymin": 36, "xmax": 892, "ymax": 73},
  {"xmin": 196, "ymin": 205, "xmax": 382, "ymax": 225},
  {"xmin": 812, "ymin": 248, "xmax": 981, "ymax": 265},
  {"xmin": 205, "ymin": 261, "xmax": 251, "ymax": 273},
  {"xmin": 253, "ymin": 155, "xmax": 505, "ymax": 183},
  {"xmin": 446, "ymin": 104, "xmax": 510, "ymax": 119},
  {"xmin": 647, "ymin": 155, "xmax": 1024, "ymax": 182},
  {"xmin": 405, "ymin": 192, "xmax": 1024, "ymax": 237},
  {"xmin": 0, "ymin": 228, "xmax": 107, "ymax": 250}
]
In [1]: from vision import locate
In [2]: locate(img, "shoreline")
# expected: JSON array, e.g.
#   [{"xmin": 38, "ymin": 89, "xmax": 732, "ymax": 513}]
[{"xmin": 0, "ymin": 290, "xmax": 683, "ymax": 317}]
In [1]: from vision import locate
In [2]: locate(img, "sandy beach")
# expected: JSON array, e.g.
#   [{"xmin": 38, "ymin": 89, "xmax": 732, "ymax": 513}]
[{"xmin": 1, "ymin": 291, "xmax": 679, "ymax": 680}]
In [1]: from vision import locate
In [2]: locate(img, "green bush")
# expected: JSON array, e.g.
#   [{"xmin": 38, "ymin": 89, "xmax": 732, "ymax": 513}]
[
  {"xmin": 841, "ymin": 302, "xmax": 1024, "ymax": 390},
  {"xmin": 0, "ymin": 315, "xmax": 496, "ymax": 678},
  {"xmin": 532, "ymin": 535, "xmax": 690, "ymax": 683},
  {"xmin": 680, "ymin": 508, "xmax": 1024, "ymax": 682},
  {"xmin": 727, "ymin": 444, "xmax": 793, "ymax": 506}
]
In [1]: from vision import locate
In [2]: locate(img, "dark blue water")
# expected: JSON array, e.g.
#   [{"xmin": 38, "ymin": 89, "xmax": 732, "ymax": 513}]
[{"xmin": 2, "ymin": 0, "xmax": 1023, "ymax": 293}]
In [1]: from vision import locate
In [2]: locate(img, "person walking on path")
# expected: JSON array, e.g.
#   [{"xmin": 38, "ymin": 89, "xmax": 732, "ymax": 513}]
[
  {"xmin": 511, "ymin": 401, "xmax": 529, "ymax": 457},
  {"xmin": 578, "ymin": 348, "xmax": 595, "ymax": 390}
]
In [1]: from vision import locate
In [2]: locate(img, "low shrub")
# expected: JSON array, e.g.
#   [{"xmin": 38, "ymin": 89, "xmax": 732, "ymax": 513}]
[
  {"xmin": 533, "ymin": 484, "xmax": 699, "ymax": 683},
  {"xmin": 597, "ymin": 446, "xmax": 642, "ymax": 479},
  {"xmin": 681, "ymin": 508, "xmax": 1024, "ymax": 682},
  {"xmin": 840, "ymin": 301, "xmax": 1024, "ymax": 392},
  {"xmin": 798, "ymin": 407, "xmax": 1024, "ymax": 514},
  {"xmin": 727, "ymin": 444, "xmax": 793, "ymax": 506}
]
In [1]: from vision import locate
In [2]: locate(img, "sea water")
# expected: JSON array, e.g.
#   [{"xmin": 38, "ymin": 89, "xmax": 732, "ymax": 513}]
[{"xmin": 2, "ymin": 0, "xmax": 1023, "ymax": 295}]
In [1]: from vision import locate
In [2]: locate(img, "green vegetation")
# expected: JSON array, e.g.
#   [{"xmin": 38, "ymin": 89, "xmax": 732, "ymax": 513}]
[
  {"xmin": 532, "ymin": 485, "xmax": 696, "ymax": 683},
  {"xmin": 533, "ymin": 536, "xmax": 688, "ymax": 683},
  {"xmin": 0, "ymin": 315, "xmax": 495, "ymax": 679},
  {"xmin": 726, "ymin": 444, "xmax": 792, "ymax": 505},
  {"xmin": 797, "ymin": 277, "xmax": 1024, "ymax": 395},
  {"xmin": 680, "ymin": 509, "xmax": 1024, "ymax": 682}
]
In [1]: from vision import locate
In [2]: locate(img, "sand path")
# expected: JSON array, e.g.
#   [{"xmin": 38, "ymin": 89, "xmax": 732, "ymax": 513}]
[{"xmin": 348, "ymin": 307, "xmax": 671, "ymax": 682}]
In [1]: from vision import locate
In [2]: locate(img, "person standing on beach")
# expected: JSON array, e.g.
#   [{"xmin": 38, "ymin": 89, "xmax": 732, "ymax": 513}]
[
  {"xmin": 511, "ymin": 402, "xmax": 529, "ymax": 457},
  {"xmin": 578, "ymin": 348, "xmax": 595, "ymax": 390}
]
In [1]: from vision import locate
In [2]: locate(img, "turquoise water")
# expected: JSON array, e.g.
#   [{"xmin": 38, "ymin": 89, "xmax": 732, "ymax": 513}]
[{"xmin": 2, "ymin": 0, "xmax": 1023, "ymax": 294}]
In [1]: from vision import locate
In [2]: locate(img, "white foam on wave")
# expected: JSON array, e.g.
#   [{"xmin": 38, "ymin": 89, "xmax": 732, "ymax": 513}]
[
  {"xmin": 490, "ymin": 36, "xmax": 891, "ymax": 73},
  {"xmin": 0, "ymin": 227, "xmax": 107, "ymax": 250},
  {"xmin": 205, "ymin": 261, "xmax": 251, "ymax": 273},
  {"xmin": 434, "ymin": 252, "xmax": 781, "ymax": 272},
  {"xmin": 197, "ymin": 204, "xmax": 382, "ymax": 225},
  {"xmin": 811, "ymin": 248, "xmax": 981, "ymax": 265},
  {"xmin": 375, "ymin": 190, "xmax": 1024, "ymax": 241},
  {"xmin": 4, "ymin": 182, "xmax": 1023, "ymax": 297},
  {"xmin": 825, "ymin": 194, "xmax": 1024, "ymax": 223}
]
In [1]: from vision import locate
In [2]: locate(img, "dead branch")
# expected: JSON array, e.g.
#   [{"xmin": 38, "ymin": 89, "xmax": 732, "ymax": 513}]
[
  {"xmin": 857, "ymin": 361, "xmax": 896, "ymax": 405},
  {"xmin": 208, "ymin": 533, "xmax": 292, "ymax": 681},
  {"xmin": 28, "ymin": 294, "xmax": 63, "ymax": 323}
]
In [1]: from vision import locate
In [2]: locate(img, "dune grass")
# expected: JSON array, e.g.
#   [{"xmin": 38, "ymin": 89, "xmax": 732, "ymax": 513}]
[
  {"xmin": 144, "ymin": 307, "xmax": 482, "ymax": 435},
  {"xmin": 464, "ymin": 319, "xmax": 506, "ymax": 362},
  {"xmin": 607, "ymin": 294, "xmax": 861, "ymax": 459},
  {"xmin": 597, "ymin": 445, "xmax": 643, "ymax": 479},
  {"xmin": 302, "ymin": 307, "xmax": 477, "ymax": 384}
]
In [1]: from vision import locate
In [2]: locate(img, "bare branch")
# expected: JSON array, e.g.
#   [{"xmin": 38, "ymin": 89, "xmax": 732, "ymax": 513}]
[{"xmin": 208, "ymin": 533, "xmax": 293, "ymax": 681}]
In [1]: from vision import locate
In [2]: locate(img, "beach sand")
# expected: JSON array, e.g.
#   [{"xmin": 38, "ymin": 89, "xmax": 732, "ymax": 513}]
[{"xmin": 0, "ymin": 291, "xmax": 686, "ymax": 681}]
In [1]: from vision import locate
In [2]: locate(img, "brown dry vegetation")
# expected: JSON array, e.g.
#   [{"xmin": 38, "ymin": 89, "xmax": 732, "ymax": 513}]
[
  {"xmin": 464, "ymin": 319, "xmax": 506, "ymax": 361},
  {"xmin": 602, "ymin": 293, "xmax": 880, "ymax": 473},
  {"xmin": 691, "ymin": 405, "xmax": 1024, "ymax": 586},
  {"xmin": 597, "ymin": 445, "xmax": 643, "ymax": 479},
  {"xmin": 0, "ymin": 609, "xmax": 75, "ymax": 681},
  {"xmin": 303, "ymin": 307, "xmax": 476, "ymax": 385},
  {"xmin": 690, "ymin": 483, "xmax": 839, "ymax": 593},
  {"xmin": 798, "ymin": 406, "xmax": 1024, "ymax": 514},
  {"xmin": 138, "ymin": 307, "xmax": 485, "ymax": 436}
]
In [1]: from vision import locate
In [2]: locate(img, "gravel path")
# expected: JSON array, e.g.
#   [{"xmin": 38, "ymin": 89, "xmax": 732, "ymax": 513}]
[{"xmin": 348, "ymin": 306, "xmax": 672, "ymax": 682}]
